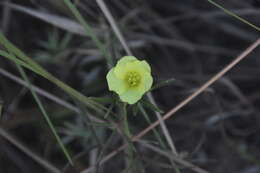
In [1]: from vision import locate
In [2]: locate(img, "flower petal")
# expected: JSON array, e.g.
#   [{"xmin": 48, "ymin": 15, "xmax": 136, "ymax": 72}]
[
  {"xmin": 139, "ymin": 60, "xmax": 151, "ymax": 73},
  {"xmin": 106, "ymin": 68, "xmax": 127, "ymax": 94},
  {"xmin": 117, "ymin": 56, "xmax": 137, "ymax": 66},
  {"xmin": 114, "ymin": 63, "xmax": 128, "ymax": 79},
  {"xmin": 123, "ymin": 60, "xmax": 150, "ymax": 75},
  {"xmin": 135, "ymin": 71, "xmax": 153, "ymax": 93},
  {"xmin": 119, "ymin": 90, "xmax": 143, "ymax": 104},
  {"xmin": 106, "ymin": 56, "xmax": 153, "ymax": 105},
  {"xmin": 114, "ymin": 56, "xmax": 138, "ymax": 79},
  {"xmin": 142, "ymin": 72, "xmax": 153, "ymax": 91}
]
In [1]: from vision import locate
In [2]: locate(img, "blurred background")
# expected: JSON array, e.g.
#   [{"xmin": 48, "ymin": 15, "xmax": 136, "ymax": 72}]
[{"xmin": 0, "ymin": 0, "xmax": 260, "ymax": 173}]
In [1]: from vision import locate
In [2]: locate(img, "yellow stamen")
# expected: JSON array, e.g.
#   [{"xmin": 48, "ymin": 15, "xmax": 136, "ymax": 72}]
[{"xmin": 125, "ymin": 71, "xmax": 141, "ymax": 87}]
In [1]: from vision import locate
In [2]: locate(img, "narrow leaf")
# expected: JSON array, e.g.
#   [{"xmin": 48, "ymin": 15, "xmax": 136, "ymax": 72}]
[
  {"xmin": 62, "ymin": 0, "xmax": 113, "ymax": 67},
  {"xmin": 150, "ymin": 78, "xmax": 176, "ymax": 91},
  {"xmin": 0, "ymin": 34, "xmax": 108, "ymax": 114},
  {"xmin": 140, "ymin": 99, "xmax": 164, "ymax": 114},
  {"xmin": 16, "ymin": 64, "xmax": 74, "ymax": 165}
]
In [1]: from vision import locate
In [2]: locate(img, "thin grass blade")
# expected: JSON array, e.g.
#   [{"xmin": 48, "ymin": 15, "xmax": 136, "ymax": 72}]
[
  {"xmin": 208, "ymin": 0, "xmax": 260, "ymax": 31},
  {"xmin": 62, "ymin": 0, "xmax": 113, "ymax": 67},
  {"xmin": 16, "ymin": 63, "xmax": 74, "ymax": 165}
]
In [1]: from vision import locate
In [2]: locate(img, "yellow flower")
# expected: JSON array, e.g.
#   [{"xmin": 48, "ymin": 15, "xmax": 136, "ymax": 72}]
[{"xmin": 106, "ymin": 56, "xmax": 153, "ymax": 104}]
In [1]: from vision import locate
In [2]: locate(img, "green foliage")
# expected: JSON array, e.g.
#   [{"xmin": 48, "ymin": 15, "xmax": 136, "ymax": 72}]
[
  {"xmin": 62, "ymin": 0, "xmax": 114, "ymax": 67},
  {"xmin": 0, "ymin": 0, "xmax": 259, "ymax": 172},
  {"xmin": 34, "ymin": 28, "xmax": 73, "ymax": 63},
  {"xmin": 150, "ymin": 78, "xmax": 176, "ymax": 91},
  {"xmin": 16, "ymin": 64, "xmax": 73, "ymax": 165},
  {"xmin": 140, "ymin": 99, "xmax": 164, "ymax": 114},
  {"xmin": 0, "ymin": 33, "xmax": 107, "ymax": 115}
]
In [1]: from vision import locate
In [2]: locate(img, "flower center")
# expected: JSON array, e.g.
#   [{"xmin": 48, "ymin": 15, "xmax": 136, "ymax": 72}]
[{"xmin": 125, "ymin": 71, "xmax": 141, "ymax": 87}]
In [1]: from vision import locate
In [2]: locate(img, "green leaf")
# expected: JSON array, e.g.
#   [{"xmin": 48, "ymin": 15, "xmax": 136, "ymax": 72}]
[
  {"xmin": 0, "ymin": 34, "xmax": 108, "ymax": 114},
  {"xmin": 140, "ymin": 99, "xmax": 164, "ymax": 114},
  {"xmin": 150, "ymin": 78, "xmax": 176, "ymax": 91}
]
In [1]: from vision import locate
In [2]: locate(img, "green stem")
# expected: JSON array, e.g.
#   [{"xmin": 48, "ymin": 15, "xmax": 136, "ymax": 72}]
[
  {"xmin": 122, "ymin": 103, "xmax": 134, "ymax": 172},
  {"xmin": 123, "ymin": 103, "xmax": 131, "ymax": 138}
]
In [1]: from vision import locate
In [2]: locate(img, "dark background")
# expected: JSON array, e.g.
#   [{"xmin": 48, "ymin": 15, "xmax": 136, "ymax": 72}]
[{"xmin": 0, "ymin": 0, "xmax": 260, "ymax": 173}]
